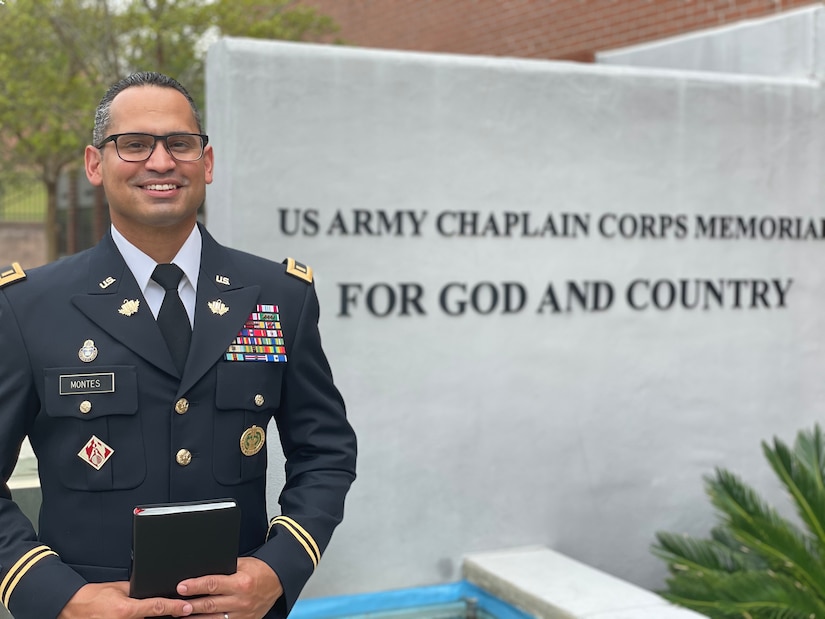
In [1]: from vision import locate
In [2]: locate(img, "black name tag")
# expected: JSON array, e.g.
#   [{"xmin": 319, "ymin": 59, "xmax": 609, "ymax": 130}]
[{"xmin": 59, "ymin": 373, "xmax": 115, "ymax": 395}]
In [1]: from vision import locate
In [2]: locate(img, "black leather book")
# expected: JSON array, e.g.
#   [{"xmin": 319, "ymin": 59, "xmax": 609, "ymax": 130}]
[{"xmin": 129, "ymin": 499, "xmax": 240, "ymax": 600}]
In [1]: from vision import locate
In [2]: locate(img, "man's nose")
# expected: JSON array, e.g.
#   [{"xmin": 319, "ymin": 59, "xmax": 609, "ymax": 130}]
[{"xmin": 144, "ymin": 139, "xmax": 177, "ymax": 170}]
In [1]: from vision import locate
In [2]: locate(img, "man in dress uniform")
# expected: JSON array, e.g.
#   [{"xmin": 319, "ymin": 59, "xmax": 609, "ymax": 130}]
[{"xmin": 0, "ymin": 72, "xmax": 357, "ymax": 619}]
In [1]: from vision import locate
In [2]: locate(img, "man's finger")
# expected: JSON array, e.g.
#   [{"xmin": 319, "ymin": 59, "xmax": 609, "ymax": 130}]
[
  {"xmin": 135, "ymin": 596, "xmax": 193, "ymax": 617},
  {"xmin": 177, "ymin": 573, "xmax": 227, "ymax": 597}
]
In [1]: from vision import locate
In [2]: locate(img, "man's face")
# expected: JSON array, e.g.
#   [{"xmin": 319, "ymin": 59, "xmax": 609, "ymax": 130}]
[{"xmin": 85, "ymin": 85, "xmax": 214, "ymax": 237}]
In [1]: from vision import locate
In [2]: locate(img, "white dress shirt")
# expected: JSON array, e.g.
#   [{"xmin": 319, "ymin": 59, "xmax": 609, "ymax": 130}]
[{"xmin": 110, "ymin": 224, "xmax": 202, "ymax": 327}]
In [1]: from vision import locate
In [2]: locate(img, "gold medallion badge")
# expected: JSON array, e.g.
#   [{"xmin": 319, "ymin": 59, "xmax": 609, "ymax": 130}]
[{"xmin": 240, "ymin": 425, "xmax": 265, "ymax": 456}]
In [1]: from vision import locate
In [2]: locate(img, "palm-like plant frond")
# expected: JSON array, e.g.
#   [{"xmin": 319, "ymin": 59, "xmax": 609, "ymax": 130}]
[
  {"xmin": 764, "ymin": 427, "xmax": 825, "ymax": 550},
  {"xmin": 654, "ymin": 531, "xmax": 766, "ymax": 573},
  {"xmin": 707, "ymin": 468, "xmax": 825, "ymax": 593},
  {"xmin": 661, "ymin": 569, "xmax": 825, "ymax": 618},
  {"xmin": 654, "ymin": 425, "xmax": 825, "ymax": 618}
]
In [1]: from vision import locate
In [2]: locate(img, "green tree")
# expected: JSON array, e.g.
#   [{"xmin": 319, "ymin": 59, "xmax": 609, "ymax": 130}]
[
  {"xmin": 118, "ymin": 0, "xmax": 339, "ymax": 109},
  {"xmin": 0, "ymin": 0, "xmax": 338, "ymax": 261},
  {"xmin": 0, "ymin": 0, "xmax": 111, "ymax": 260},
  {"xmin": 653, "ymin": 425, "xmax": 825, "ymax": 618}
]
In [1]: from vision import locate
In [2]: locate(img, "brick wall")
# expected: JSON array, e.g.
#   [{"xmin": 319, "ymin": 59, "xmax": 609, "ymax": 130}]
[
  {"xmin": 299, "ymin": 0, "xmax": 821, "ymax": 61},
  {"xmin": 0, "ymin": 223, "xmax": 47, "ymax": 270}
]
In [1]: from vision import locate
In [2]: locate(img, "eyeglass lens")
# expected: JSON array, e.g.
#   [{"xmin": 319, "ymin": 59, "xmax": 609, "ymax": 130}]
[{"xmin": 115, "ymin": 133, "xmax": 204, "ymax": 162}]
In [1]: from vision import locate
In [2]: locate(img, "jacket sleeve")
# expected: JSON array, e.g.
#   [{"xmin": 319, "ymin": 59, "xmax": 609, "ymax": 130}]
[
  {"xmin": 251, "ymin": 280, "xmax": 357, "ymax": 618},
  {"xmin": 0, "ymin": 289, "xmax": 87, "ymax": 619}
]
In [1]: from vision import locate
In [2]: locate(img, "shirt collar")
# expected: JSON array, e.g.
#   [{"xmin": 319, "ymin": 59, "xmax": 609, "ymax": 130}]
[{"xmin": 111, "ymin": 224, "xmax": 202, "ymax": 295}]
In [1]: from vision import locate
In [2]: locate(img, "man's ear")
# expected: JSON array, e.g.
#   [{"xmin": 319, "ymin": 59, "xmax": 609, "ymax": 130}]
[
  {"xmin": 85, "ymin": 145, "xmax": 104, "ymax": 187},
  {"xmin": 203, "ymin": 144, "xmax": 214, "ymax": 185}
]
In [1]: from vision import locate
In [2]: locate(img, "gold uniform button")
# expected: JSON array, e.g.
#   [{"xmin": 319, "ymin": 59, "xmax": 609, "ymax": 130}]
[
  {"xmin": 176, "ymin": 449, "xmax": 192, "ymax": 466},
  {"xmin": 254, "ymin": 394, "xmax": 265, "ymax": 407},
  {"xmin": 79, "ymin": 400, "xmax": 92, "ymax": 414},
  {"xmin": 175, "ymin": 398, "xmax": 189, "ymax": 414}
]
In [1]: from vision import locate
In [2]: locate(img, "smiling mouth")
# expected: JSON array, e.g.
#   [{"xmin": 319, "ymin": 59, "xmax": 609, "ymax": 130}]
[{"xmin": 143, "ymin": 184, "xmax": 179, "ymax": 191}]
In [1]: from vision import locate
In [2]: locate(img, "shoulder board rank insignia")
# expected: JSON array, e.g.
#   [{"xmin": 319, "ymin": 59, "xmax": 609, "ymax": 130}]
[
  {"xmin": 0, "ymin": 262, "xmax": 26, "ymax": 289},
  {"xmin": 284, "ymin": 258, "xmax": 313, "ymax": 284}
]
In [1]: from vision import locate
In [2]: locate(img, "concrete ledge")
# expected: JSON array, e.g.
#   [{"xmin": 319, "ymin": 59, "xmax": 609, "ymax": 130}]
[{"xmin": 463, "ymin": 547, "xmax": 707, "ymax": 619}]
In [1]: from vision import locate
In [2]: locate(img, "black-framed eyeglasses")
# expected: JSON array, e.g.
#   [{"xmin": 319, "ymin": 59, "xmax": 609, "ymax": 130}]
[{"xmin": 97, "ymin": 133, "xmax": 209, "ymax": 162}]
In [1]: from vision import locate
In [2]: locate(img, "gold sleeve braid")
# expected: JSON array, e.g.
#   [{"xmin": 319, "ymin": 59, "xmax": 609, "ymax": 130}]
[
  {"xmin": 266, "ymin": 516, "xmax": 320, "ymax": 568},
  {"xmin": 1, "ymin": 545, "xmax": 58, "ymax": 607}
]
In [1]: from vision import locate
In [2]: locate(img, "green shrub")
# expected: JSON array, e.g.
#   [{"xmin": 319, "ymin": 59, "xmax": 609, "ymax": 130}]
[{"xmin": 654, "ymin": 425, "xmax": 825, "ymax": 619}]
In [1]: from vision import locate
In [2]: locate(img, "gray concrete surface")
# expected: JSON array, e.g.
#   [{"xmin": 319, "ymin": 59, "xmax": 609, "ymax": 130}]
[
  {"xmin": 598, "ymin": 4, "xmax": 825, "ymax": 77},
  {"xmin": 206, "ymin": 36, "xmax": 825, "ymax": 601}
]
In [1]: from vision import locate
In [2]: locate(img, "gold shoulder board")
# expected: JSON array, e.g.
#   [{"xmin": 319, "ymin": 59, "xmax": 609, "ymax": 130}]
[
  {"xmin": 0, "ymin": 262, "xmax": 26, "ymax": 289},
  {"xmin": 283, "ymin": 258, "xmax": 313, "ymax": 284}
]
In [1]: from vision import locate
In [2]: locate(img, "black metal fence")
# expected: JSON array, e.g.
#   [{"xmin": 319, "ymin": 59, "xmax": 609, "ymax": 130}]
[
  {"xmin": 0, "ymin": 175, "xmax": 46, "ymax": 222},
  {"xmin": 0, "ymin": 172, "xmax": 110, "ymax": 257}
]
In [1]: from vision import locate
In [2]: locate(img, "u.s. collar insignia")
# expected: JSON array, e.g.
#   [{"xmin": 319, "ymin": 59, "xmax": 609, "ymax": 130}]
[
  {"xmin": 118, "ymin": 299, "xmax": 139, "ymax": 316},
  {"xmin": 208, "ymin": 300, "xmax": 230, "ymax": 316},
  {"xmin": 240, "ymin": 425, "xmax": 265, "ymax": 456},
  {"xmin": 78, "ymin": 435, "xmax": 114, "ymax": 470},
  {"xmin": 98, "ymin": 276, "xmax": 116, "ymax": 289},
  {"xmin": 78, "ymin": 339, "xmax": 98, "ymax": 363},
  {"xmin": 215, "ymin": 275, "xmax": 230, "ymax": 286}
]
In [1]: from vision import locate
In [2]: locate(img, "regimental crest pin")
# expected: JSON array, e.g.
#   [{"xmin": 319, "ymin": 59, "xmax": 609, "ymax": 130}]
[
  {"xmin": 78, "ymin": 435, "xmax": 114, "ymax": 470},
  {"xmin": 208, "ymin": 300, "xmax": 230, "ymax": 316},
  {"xmin": 118, "ymin": 299, "xmax": 140, "ymax": 316},
  {"xmin": 78, "ymin": 339, "xmax": 98, "ymax": 363}
]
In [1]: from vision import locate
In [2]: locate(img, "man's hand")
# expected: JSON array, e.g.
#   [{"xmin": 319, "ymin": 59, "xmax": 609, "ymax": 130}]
[
  {"xmin": 58, "ymin": 581, "xmax": 194, "ymax": 618},
  {"xmin": 177, "ymin": 557, "xmax": 283, "ymax": 619}
]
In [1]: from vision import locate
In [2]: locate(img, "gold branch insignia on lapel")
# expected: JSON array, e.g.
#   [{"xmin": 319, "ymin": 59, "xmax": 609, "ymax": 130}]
[
  {"xmin": 118, "ymin": 299, "xmax": 140, "ymax": 316},
  {"xmin": 208, "ymin": 300, "xmax": 230, "ymax": 316}
]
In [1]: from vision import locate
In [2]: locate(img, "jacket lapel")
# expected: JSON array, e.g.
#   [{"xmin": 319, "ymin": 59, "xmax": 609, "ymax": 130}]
[
  {"xmin": 70, "ymin": 233, "xmax": 179, "ymax": 377},
  {"xmin": 179, "ymin": 227, "xmax": 260, "ymax": 397}
]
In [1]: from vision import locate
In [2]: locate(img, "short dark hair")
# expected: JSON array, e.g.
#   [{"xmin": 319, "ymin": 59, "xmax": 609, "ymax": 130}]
[{"xmin": 92, "ymin": 72, "xmax": 203, "ymax": 147}]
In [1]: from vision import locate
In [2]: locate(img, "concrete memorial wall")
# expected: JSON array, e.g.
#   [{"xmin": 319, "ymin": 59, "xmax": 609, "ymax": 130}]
[
  {"xmin": 597, "ymin": 5, "xmax": 825, "ymax": 78},
  {"xmin": 205, "ymin": 38, "xmax": 825, "ymax": 598}
]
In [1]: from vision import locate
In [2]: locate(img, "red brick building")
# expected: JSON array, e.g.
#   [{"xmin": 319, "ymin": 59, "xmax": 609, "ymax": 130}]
[{"xmin": 299, "ymin": 0, "xmax": 821, "ymax": 62}]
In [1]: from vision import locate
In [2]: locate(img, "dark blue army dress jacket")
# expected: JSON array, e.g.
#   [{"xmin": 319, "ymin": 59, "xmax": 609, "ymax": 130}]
[{"xmin": 0, "ymin": 225, "xmax": 357, "ymax": 619}]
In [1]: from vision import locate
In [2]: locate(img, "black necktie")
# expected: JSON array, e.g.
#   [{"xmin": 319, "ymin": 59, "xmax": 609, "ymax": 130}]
[{"xmin": 151, "ymin": 263, "xmax": 191, "ymax": 374}]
